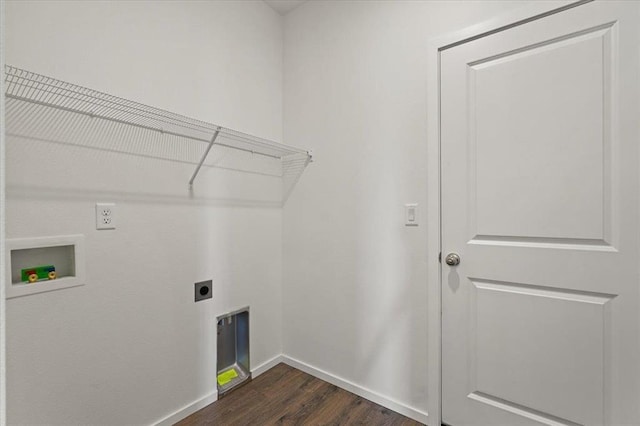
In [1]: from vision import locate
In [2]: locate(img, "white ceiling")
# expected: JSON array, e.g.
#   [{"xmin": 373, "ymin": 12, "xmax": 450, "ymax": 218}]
[{"xmin": 264, "ymin": 0, "xmax": 307, "ymax": 16}]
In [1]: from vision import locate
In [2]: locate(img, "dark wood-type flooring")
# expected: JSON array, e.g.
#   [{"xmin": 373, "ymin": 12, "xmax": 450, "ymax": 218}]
[{"xmin": 176, "ymin": 363, "xmax": 424, "ymax": 426}]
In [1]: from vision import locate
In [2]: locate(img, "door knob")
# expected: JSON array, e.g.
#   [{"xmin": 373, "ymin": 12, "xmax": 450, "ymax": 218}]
[{"xmin": 445, "ymin": 253, "xmax": 460, "ymax": 266}]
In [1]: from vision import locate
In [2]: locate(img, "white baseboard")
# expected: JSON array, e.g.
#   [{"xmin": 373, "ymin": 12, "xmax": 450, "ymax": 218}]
[
  {"xmin": 282, "ymin": 355, "xmax": 429, "ymax": 425},
  {"xmin": 153, "ymin": 391, "xmax": 218, "ymax": 426},
  {"xmin": 252, "ymin": 354, "xmax": 284, "ymax": 378}
]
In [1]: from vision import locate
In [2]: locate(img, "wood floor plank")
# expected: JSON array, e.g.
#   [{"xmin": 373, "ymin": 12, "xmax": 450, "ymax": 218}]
[
  {"xmin": 290, "ymin": 383, "xmax": 350, "ymax": 425},
  {"xmin": 176, "ymin": 363, "xmax": 424, "ymax": 426}
]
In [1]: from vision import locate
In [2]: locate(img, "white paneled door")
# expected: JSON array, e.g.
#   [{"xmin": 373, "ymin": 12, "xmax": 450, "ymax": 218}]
[{"xmin": 440, "ymin": 1, "xmax": 640, "ymax": 425}]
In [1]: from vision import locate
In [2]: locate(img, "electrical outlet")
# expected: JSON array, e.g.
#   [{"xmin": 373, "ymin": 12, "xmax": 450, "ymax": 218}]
[{"xmin": 96, "ymin": 203, "xmax": 116, "ymax": 230}]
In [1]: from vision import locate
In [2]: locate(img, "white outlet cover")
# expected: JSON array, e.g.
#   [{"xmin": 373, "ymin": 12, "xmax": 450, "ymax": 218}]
[{"xmin": 96, "ymin": 203, "xmax": 116, "ymax": 230}]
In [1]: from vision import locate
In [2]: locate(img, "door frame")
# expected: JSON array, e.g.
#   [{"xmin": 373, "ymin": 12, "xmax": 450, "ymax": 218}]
[{"xmin": 425, "ymin": 1, "xmax": 591, "ymax": 424}]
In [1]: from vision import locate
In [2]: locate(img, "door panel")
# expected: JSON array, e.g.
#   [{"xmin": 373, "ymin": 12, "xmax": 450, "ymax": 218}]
[
  {"xmin": 472, "ymin": 279, "xmax": 611, "ymax": 425},
  {"xmin": 441, "ymin": 2, "xmax": 639, "ymax": 425},
  {"xmin": 471, "ymin": 26, "xmax": 608, "ymax": 242}
]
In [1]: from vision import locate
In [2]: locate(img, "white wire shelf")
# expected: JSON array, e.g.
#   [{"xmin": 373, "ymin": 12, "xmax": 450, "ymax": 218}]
[{"xmin": 4, "ymin": 65, "xmax": 312, "ymax": 195}]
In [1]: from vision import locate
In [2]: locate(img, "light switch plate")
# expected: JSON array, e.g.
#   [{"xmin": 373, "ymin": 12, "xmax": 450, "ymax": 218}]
[{"xmin": 405, "ymin": 203, "xmax": 418, "ymax": 226}]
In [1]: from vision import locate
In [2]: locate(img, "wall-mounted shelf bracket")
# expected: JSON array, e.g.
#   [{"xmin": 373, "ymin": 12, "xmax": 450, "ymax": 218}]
[{"xmin": 189, "ymin": 127, "xmax": 221, "ymax": 189}]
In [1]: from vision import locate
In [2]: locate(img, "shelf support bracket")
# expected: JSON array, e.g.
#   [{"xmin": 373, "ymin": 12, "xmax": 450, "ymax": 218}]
[{"xmin": 189, "ymin": 127, "xmax": 221, "ymax": 189}]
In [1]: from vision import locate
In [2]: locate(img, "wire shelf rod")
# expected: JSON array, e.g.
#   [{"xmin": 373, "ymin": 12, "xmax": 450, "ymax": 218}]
[{"xmin": 189, "ymin": 128, "xmax": 221, "ymax": 188}]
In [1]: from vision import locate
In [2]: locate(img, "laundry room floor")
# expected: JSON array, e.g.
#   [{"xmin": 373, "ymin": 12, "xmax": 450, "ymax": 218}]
[{"xmin": 176, "ymin": 363, "xmax": 423, "ymax": 425}]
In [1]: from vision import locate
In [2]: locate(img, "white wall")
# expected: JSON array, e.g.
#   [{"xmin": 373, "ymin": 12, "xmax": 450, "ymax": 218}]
[
  {"xmin": 282, "ymin": 0, "xmax": 532, "ymax": 420},
  {"xmin": 0, "ymin": 1, "xmax": 7, "ymax": 424},
  {"xmin": 5, "ymin": 1, "xmax": 283, "ymax": 424}
]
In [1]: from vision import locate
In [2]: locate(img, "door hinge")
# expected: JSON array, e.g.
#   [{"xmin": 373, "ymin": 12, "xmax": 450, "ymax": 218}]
[{"xmin": 439, "ymin": 252, "xmax": 442, "ymax": 263}]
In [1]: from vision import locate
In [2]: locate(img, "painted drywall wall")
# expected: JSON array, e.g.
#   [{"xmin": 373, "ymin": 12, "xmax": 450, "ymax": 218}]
[
  {"xmin": 0, "ymin": 1, "xmax": 7, "ymax": 424},
  {"xmin": 5, "ymin": 1, "xmax": 283, "ymax": 424},
  {"xmin": 282, "ymin": 0, "xmax": 533, "ymax": 420}
]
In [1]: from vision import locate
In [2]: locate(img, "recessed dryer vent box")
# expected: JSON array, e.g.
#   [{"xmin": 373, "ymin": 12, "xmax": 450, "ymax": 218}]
[{"xmin": 217, "ymin": 307, "xmax": 250, "ymax": 397}]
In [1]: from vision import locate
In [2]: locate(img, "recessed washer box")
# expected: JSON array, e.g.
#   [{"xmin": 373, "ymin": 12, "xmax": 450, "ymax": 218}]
[{"xmin": 6, "ymin": 235, "xmax": 85, "ymax": 299}]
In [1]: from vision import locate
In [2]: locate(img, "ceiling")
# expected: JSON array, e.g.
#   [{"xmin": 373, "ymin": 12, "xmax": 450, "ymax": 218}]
[{"xmin": 264, "ymin": 0, "xmax": 307, "ymax": 16}]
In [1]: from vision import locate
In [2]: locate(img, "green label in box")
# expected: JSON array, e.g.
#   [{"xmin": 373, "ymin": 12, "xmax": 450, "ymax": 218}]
[{"xmin": 21, "ymin": 265, "xmax": 56, "ymax": 283}]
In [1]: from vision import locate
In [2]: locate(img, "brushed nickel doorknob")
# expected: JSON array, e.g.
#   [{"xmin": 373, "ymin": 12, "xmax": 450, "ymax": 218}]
[{"xmin": 445, "ymin": 253, "xmax": 461, "ymax": 266}]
